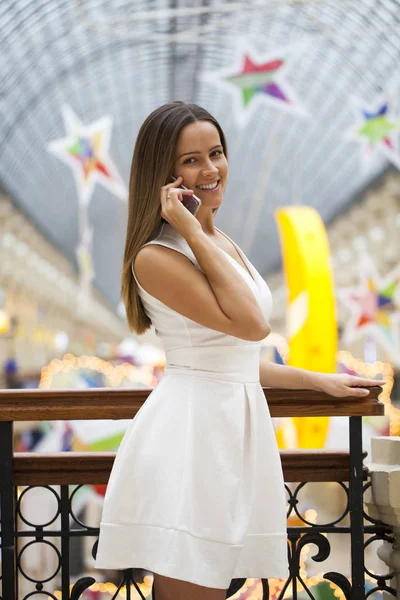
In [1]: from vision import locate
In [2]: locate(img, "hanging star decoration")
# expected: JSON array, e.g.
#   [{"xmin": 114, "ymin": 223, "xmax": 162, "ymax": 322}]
[
  {"xmin": 229, "ymin": 55, "xmax": 290, "ymax": 106},
  {"xmin": 47, "ymin": 105, "xmax": 127, "ymax": 206},
  {"xmin": 347, "ymin": 94, "xmax": 400, "ymax": 170},
  {"xmin": 338, "ymin": 260, "xmax": 400, "ymax": 366},
  {"xmin": 201, "ymin": 44, "xmax": 307, "ymax": 125}
]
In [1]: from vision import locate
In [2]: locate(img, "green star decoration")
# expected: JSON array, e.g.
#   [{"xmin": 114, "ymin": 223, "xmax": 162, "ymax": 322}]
[
  {"xmin": 357, "ymin": 115, "xmax": 399, "ymax": 145},
  {"xmin": 348, "ymin": 95, "xmax": 400, "ymax": 169}
]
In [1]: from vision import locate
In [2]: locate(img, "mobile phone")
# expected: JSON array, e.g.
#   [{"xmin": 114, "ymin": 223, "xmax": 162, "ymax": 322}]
[{"xmin": 170, "ymin": 176, "xmax": 202, "ymax": 216}]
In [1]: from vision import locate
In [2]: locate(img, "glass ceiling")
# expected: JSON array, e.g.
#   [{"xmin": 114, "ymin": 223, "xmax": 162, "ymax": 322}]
[{"xmin": 1, "ymin": 0, "xmax": 399, "ymax": 309}]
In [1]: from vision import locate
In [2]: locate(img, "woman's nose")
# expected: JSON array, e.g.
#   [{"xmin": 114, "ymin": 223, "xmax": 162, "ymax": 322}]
[{"xmin": 202, "ymin": 161, "xmax": 219, "ymax": 176}]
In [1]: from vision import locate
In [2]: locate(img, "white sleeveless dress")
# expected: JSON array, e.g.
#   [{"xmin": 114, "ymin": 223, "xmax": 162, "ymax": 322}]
[{"xmin": 95, "ymin": 223, "xmax": 288, "ymax": 589}]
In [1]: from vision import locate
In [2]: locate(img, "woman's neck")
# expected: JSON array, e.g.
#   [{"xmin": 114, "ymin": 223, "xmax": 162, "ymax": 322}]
[{"xmin": 196, "ymin": 207, "xmax": 216, "ymax": 236}]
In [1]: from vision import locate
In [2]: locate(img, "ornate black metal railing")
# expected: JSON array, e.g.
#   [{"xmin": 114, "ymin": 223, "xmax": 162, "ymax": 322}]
[{"xmin": 0, "ymin": 386, "xmax": 395, "ymax": 600}]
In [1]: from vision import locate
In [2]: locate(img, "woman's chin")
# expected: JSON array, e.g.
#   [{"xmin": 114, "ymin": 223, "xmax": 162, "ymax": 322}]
[{"xmin": 198, "ymin": 192, "xmax": 224, "ymax": 210}]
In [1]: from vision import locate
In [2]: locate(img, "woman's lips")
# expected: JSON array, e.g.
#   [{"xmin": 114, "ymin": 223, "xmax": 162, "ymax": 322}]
[{"xmin": 196, "ymin": 180, "xmax": 221, "ymax": 193}]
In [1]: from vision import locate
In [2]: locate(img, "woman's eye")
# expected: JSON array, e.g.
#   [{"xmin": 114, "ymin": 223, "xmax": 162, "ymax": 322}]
[{"xmin": 183, "ymin": 150, "xmax": 222, "ymax": 164}]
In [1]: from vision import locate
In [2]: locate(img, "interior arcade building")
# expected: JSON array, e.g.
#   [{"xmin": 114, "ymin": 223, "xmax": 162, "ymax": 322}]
[{"xmin": 0, "ymin": 1, "xmax": 400, "ymax": 599}]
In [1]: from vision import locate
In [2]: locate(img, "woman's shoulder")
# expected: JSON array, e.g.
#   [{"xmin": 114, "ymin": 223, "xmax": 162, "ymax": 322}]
[
  {"xmin": 146, "ymin": 221, "xmax": 179, "ymax": 242},
  {"xmin": 134, "ymin": 222, "xmax": 200, "ymax": 286},
  {"xmin": 135, "ymin": 223, "xmax": 190, "ymax": 270}
]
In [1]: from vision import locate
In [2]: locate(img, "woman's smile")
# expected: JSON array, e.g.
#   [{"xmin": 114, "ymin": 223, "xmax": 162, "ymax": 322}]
[{"xmin": 196, "ymin": 179, "xmax": 221, "ymax": 192}]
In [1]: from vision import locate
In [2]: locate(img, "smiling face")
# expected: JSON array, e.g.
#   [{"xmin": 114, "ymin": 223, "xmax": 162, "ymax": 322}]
[{"xmin": 174, "ymin": 120, "xmax": 228, "ymax": 209}]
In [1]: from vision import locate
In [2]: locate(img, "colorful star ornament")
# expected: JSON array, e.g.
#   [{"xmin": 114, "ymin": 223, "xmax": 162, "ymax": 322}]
[
  {"xmin": 47, "ymin": 105, "xmax": 128, "ymax": 206},
  {"xmin": 338, "ymin": 259, "xmax": 400, "ymax": 367},
  {"xmin": 347, "ymin": 93, "xmax": 400, "ymax": 170},
  {"xmin": 201, "ymin": 43, "xmax": 308, "ymax": 125}
]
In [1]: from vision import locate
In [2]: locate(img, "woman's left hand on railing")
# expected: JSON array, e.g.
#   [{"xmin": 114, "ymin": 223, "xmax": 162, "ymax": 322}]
[{"xmin": 312, "ymin": 373, "xmax": 385, "ymax": 398}]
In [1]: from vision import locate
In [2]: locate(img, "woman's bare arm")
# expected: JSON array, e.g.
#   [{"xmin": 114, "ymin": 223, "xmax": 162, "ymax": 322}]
[{"xmin": 135, "ymin": 231, "xmax": 270, "ymax": 342}]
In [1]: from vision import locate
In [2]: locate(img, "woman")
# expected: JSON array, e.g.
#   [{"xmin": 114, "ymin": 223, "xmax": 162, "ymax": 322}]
[{"xmin": 95, "ymin": 101, "xmax": 383, "ymax": 600}]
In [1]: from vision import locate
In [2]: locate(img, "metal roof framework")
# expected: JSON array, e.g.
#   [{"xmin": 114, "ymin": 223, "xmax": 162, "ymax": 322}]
[{"xmin": 1, "ymin": 0, "xmax": 399, "ymax": 308}]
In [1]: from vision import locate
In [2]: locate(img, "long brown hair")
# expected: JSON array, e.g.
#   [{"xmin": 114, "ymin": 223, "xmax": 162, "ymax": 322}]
[{"xmin": 121, "ymin": 101, "xmax": 228, "ymax": 334}]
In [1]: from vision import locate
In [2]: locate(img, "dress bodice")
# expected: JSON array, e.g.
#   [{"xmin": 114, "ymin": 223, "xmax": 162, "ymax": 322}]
[{"xmin": 132, "ymin": 223, "xmax": 273, "ymax": 367}]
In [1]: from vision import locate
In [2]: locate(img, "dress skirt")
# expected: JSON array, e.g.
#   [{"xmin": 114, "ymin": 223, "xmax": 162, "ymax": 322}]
[{"xmin": 95, "ymin": 346, "xmax": 288, "ymax": 589}]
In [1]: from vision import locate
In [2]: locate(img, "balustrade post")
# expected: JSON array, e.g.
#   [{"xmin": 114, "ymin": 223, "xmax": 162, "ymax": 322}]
[
  {"xmin": 364, "ymin": 436, "xmax": 400, "ymax": 599},
  {"xmin": 60, "ymin": 485, "xmax": 71, "ymax": 600},
  {"xmin": 0, "ymin": 421, "xmax": 16, "ymax": 600},
  {"xmin": 349, "ymin": 416, "xmax": 365, "ymax": 600}
]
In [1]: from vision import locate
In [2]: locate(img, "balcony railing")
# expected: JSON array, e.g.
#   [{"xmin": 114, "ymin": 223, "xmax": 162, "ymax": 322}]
[{"xmin": 0, "ymin": 386, "xmax": 395, "ymax": 600}]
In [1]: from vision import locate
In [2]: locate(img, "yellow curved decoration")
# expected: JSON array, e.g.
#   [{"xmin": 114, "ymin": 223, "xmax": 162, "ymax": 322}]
[{"xmin": 275, "ymin": 206, "xmax": 337, "ymax": 449}]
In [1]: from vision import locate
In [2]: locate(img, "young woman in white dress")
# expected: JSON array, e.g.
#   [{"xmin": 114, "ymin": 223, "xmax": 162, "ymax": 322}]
[{"xmin": 95, "ymin": 101, "xmax": 384, "ymax": 600}]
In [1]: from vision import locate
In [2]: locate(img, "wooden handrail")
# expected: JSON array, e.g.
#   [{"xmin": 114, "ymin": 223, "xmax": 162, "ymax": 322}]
[
  {"xmin": 0, "ymin": 386, "xmax": 384, "ymax": 421},
  {"xmin": 14, "ymin": 450, "xmax": 367, "ymax": 485}
]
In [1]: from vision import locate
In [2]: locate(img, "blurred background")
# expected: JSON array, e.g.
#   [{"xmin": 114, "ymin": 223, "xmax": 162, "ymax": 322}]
[{"xmin": 1, "ymin": 0, "xmax": 400, "ymax": 597}]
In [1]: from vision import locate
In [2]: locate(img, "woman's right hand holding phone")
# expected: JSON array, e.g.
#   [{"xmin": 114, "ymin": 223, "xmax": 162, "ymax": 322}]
[{"xmin": 160, "ymin": 176, "xmax": 202, "ymax": 240}]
